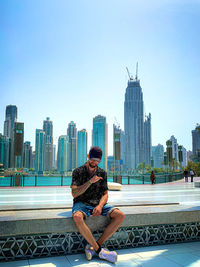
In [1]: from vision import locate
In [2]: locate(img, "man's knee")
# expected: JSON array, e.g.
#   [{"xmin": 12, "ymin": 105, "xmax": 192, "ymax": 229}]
[
  {"xmin": 73, "ymin": 211, "xmax": 85, "ymax": 224},
  {"xmin": 111, "ymin": 209, "xmax": 125, "ymax": 223}
]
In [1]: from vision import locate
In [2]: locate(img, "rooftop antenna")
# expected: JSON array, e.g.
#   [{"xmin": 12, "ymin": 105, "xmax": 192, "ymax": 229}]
[
  {"xmin": 135, "ymin": 62, "xmax": 138, "ymax": 80},
  {"xmin": 126, "ymin": 67, "xmax": 133, "ymax": 80}
]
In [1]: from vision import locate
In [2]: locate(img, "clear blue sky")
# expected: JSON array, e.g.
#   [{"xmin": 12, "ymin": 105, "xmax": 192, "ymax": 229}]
[{"xmin": 0, "ymin": 0, "xmax": 200, "ymax": 155}]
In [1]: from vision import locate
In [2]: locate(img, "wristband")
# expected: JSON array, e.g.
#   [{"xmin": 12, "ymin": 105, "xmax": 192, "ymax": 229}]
[{"xmin": 88, "ymin": 180, "xmax": 92, "ymax": 185}]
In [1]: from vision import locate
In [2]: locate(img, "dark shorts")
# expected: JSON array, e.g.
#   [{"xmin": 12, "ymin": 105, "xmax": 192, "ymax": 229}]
[{"xmin": 72, "ymin": 201, "xmax": 116, "ymax": 218}]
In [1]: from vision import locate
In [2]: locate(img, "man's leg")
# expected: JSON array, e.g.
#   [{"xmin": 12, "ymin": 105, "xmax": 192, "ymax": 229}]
[
  {"xmin": 73, "ymin": 211, "xmax": 99, "ymax": 251},
  {"xmin": 97, "ymin": 209, "xmax": 125, "ymax": 246}
]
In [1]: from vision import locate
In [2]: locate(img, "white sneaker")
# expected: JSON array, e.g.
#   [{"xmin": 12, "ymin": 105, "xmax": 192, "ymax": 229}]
[{"xmin": 99, "ymin": 248, "xmax": 118, "ymax": 263}]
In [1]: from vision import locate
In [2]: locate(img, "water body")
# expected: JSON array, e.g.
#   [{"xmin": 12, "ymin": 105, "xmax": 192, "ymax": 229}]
[{"xmin": 0, "ymin": 173, "xmax": 183, "ymax": 187}]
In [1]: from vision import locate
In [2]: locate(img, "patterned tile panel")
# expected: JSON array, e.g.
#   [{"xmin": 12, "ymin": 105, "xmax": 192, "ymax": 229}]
[{"xmin": 0, "ymin": 222, "xmax": 200, "ymax": 262}]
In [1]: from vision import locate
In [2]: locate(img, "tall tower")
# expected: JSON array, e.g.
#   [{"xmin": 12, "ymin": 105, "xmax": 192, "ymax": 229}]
[
  {"xmin": 35, "ymin": 129, "xmax": 45, "ymax": 174},
  {"xmin": 67, "ymin": 121, "xmax": 77, "ymax": 171},
  {"xmin": 43, "ymin": 117, "xmax": 53, "ymax": 171},
  {"xmin": 192, "ymin": 124, "xmax": 200, "ymax": 156},
  {"xmin": 4, "ymin": 105, "xmax": 17, "ymax": 139},
  {"xmin": 124, "ymin": 67, "xmax": 144, "ymax": 170},
  {"xmin": 170, "ymin": 135, "xmax": 179, "ymax": 161},
  {"xmin": 144, "ymin": 113, "xmax": 152, "ymax": 166},
  {"xmin": 11, "ymin": 122, "xmax": 24, "ymax": 168},
  {"xmin": 77, "ymin": 129, "xmax": 88, "ymax": 167},
  {"xmin": 92, "ymin": 115, "xmax": 108, "ymax": 171},
  {"xmin": 23, "ymin": 141, "xmax": 32, "ymax": 169},
  {"xmin": 113, "ymin": 124, "xmax": 121, "ymax": 173},
  {"xmin": 57, "ymin": 135, "xmax": 68, "ymax": 174},
  {"xmin": 0, "ymin": 134, "xmax": 10, "ymax": 169}
]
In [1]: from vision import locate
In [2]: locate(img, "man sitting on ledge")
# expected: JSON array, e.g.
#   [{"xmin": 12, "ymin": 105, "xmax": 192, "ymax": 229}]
[{"xmin": 71, "ymin": 146, "xmax": 125, "ymax": 263}]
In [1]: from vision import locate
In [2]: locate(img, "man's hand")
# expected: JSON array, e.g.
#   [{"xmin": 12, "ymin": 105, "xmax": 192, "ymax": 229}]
[
  {"xmin": 92, "ymin": 205, "xmax": 102, "ymax": 216},
  {"xmin": 90, "ymin": 175, "xmax": 103, "ymax": 184}
]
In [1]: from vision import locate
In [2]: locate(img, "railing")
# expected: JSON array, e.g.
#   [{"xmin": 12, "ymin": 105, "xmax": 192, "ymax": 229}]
[{"xmin": 0, "ymin": 172, "xmax": 184, "ymax": 187}]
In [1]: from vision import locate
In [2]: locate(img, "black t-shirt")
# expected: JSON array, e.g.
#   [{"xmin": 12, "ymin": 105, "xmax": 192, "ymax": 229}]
[{"xmin": 71, "ymin": 164, "xmax": 108, "ymax": 207}]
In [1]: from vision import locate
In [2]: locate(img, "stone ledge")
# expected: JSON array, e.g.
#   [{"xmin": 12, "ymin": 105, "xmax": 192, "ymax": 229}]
[
  {"xmin": 0, "ymin": 204, "xmax": 200, "ymax": 237},
  {"xmin": 194, "ymin": 182, "xmax": 200, "ymax": 187}
]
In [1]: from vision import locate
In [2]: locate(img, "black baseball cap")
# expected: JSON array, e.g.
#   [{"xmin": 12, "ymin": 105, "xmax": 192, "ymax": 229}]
[{"xmin": 89, "ymin": 146, "xmax": 102, "ymax": 161}]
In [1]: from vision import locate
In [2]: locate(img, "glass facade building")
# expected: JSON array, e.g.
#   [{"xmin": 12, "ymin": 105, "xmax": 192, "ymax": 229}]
[
  {"xmin": 57, "ymin": 136, "xmax": 68, "ymax": 174},
  {"xmin": 92, "ymin": 115, "xmax": 107, "ymax": 171},
  {"xmin": 192, "ymin": 124, "xmax": 200, "ymax": 156},
  {"xmin": 23, "ymin": 141, "xmax": 32, "ymax": 169},
  {"xmin": 124, "ymin": 76, "xmax": 151, "ymax": 170},
  {"xmin": 4, "ymin": 105, "xmax": 17, "ymax": 139},
  {"xmin": 35, "ymin": 129, "xmax": 45, "ymax": 173},
  {"xmin": 152, "ymin": 144, "xmax": 164, "ymax": 169},
  {"xmin": 124, "ymin": 78, "xmax": 144, "ymax": 170},
  {"xmin": 77, "ymin": 129, "xmax": 87, "ymax": 167},
  {"xmin": 0, "ymin": 134, "xmax": 10, "ymax": 169},
  {"xmin": 67, "ymin": 121, "xmax": 77, "ymax": 171},
  {"xmin": 43, "ymin": 117, "xmax": 53, "ymax": 171}
]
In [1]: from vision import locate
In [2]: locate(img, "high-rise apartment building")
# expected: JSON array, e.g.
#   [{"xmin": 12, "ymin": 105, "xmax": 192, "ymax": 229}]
[
  {"xmin": 53, "ymin": 144, "xmax": 56, "ymax": 169},
  {"xmin": 43, "ymin": 117, "xmax": 53, "ymax": 171},
  {"xmin": 0, "ymin": 134, "xmax": 10, "ymax": 169},
  {"xmin": 23, "ymin": 141, "xmax": 32, "ymax": 169},
  {"xmin": 124, "ymin": 73, "xmax": 152, "ymax": 170},
  {"xmin": 3, "ymin": 105, "xmax": 17, "ymax": 139},
  {"xmin": 152, "ymin": 144, "xmax": 164, "ymax": 168},
  {"xmin": 92, "ymin": 115, "xmax": 107, "ymax": 171},
  {"xmin": 77, "ymin": 129, "xmax": 87, "ymax": 167},
  {"xmin": 170, "ymin": 135, "xmax": 179, "ymax": 161},
  {"xmin": 120, "ymin": 130, "xmax": 126, "ymax": 170},
  {"xmin": 35, "ymin": 129, "xmax": 45, "ymax": 174},
  {"xmin": 113, "ymin": 124, "xmax": 121, "ymax": 173},
  {"xmin": 67, "ymin": 121, "xmax": 77, "ymax": 171},
  {"xmin": 181, "ymin": 146, "xmax": 187, "ymax": 167},
  {"xmin": 11, "ymin": 122, "xmax": 24, "ymax": 168},
  {"xmin": 144, "ymin": 114, "xmax": 152, "ymax": 166},
  {"xmin": 186, "ymin": 150, "xmax": 193, "ymax": 164},
  {"xmin": 57, "ymin": 136, "xmax": 68, "ymax": 174},
  {"xmin": 192, "ymin": 124, "xmax": 200, "ymax": 156}
]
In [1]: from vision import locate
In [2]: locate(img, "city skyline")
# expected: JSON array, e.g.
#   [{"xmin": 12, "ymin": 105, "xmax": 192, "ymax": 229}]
[{"xmin": 1, "ymin": 0, "xmax": 200, "ymax": 155}]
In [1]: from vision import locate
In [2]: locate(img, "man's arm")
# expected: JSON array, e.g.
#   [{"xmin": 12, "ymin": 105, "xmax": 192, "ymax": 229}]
[
  {"xmin": 71, "ymin": 175, "xmax": 103, "ymax": 198},
  {"xmin": 92, "ymin": 190, "xmax": 108, "ymax": 216}
]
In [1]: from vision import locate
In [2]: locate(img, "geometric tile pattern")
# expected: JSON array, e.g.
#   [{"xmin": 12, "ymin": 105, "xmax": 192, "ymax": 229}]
[{"xmin": 0, "ymin": 222, "xmax": 200, "ymax": 262}]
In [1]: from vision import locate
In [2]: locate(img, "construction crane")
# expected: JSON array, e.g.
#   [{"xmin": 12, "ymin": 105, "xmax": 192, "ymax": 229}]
[
  {"xmin": 126, "ymin": 67, "xmax": 133, "ymax": 80},
  {"xmin": 114, "ymin": 117, "xmax": 120, "ymax": 129},
  {"xmin": 126, "ymin": 63, "xmax": 139, "ymax": 81}
]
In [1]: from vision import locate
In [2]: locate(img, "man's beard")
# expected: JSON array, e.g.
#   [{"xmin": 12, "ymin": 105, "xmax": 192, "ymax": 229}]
[{"xmin": 88, "ymin": 161, "xmax": 96, "ymax": 169}]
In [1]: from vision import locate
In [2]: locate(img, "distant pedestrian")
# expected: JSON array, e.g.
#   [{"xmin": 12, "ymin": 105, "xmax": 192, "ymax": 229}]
[
  {"xmin": 184, "ymin": 169, "xmax": 188, "ymax": 182},
  {"xmin": 190, "ymin": 169, "xmax": 194, "ymax": 182},
  {"xmin": 150, "ymin": 171, "xmax": 156, "ymax": 184}
]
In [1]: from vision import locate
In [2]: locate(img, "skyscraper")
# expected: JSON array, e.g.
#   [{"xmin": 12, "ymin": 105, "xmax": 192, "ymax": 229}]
[
  {"xmin": 23, "ymin": 141, "xmax": 32, "ymax": 169},
  {"xmin": 77, "ymin": 129, "xmax": 88, "ymax": 167},
  {"xmin": 144, "ymin": 113, "xmax": 152, "ymax": 166},
  {"xmin": 67, "ymin": 121, "xmax": 77, "ymax": 171},
  {"xmin": 192, "ymin": 124, "xmax": 200, "ymax": 156},
  {"xmin": 113, "ymin": 124, "xmax": 121, "ymax": 173},
  {"xmin": 92, "ymin": 115, "xmax": 107, "ymax": 171},
  {"xmin": 57, "ymin": 136, "xmax": 68, "ymax": 174},
  {"xmin": 170, "ymin": 135, "xmax": 179, "ymax": 162},
  {"xmin": 120, "ymin": 130, "xmax": 126, "ymax": 170},
  {"xmin": 124, "ymin": 74, "xmax": 145, "ymax": 170},
  {"xmin": 152, "ymin": 144, "xmax": 164, "ymax": 168},
  {"xmin": 43, "ymin": 117, "xmax": 53, "ymax": 171},
  {"xmin": 3, "ymin": 105, "xmax": 17, "ymax": 139},
  {"xmin": 53, "ymin": 144, "xmax": 57, "ymax": 169},
  {"xmin": 0, "ymin": 134, "xmax": 10, "ymax": 169},
  {"xmin": 12, "ymin": 122, "xmax": 24, "ymax": 168},
  {"xmin": 35, "ymin": 129, "xmax": 45, "ymax": 174}
]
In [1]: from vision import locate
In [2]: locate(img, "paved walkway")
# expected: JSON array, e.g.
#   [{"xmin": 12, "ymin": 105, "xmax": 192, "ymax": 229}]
[
  {"xmin": 0, "ymin": 177, "xmax": 200, "ymax": 210},
  {"xmin": 1, "ymin": 241, "xmax": 200, "ymax": 266}
]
